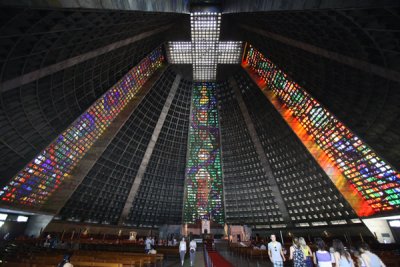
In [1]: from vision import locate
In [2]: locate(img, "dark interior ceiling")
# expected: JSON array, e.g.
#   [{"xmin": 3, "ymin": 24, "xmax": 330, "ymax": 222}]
[
  {"xmin": 223, "ymin": 7, "xmax": 400, "ymax": 169},
  {"xmin": 0, "ymin": 6, "xmax": 186, "ymax": 186},
  {"xmin": 0, "ymin": 1, "xmax": 399, "ymax": 188},
  {"xmin": 0, "ymin": 7, "xmax": 185, "ymax": 82}
]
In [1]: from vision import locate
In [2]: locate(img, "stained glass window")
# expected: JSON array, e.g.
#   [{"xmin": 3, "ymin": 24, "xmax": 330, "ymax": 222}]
[
  {"xmin": 0, "ymin": 48, "xmax": 164, "ymax": 207},
  {"xmin": 184, "ymin": 83, "xmax": 224, "ymax": 224},
  {"xmin": 244, "ymin": 45, "xmax": 400, "ymax": 212}
]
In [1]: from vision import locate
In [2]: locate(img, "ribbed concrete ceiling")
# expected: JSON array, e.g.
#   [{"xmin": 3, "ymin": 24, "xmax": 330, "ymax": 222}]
[
  {"xmin": 0, "ymin": 1, "xmax": 399, "ymax": 193},
  {"xmin": 222, "ymin": 6, "xmax": 400, "ymax": 169},
  {"xmin": 0, "ymin": 6, "xmax": 186, "ymax": 187}
]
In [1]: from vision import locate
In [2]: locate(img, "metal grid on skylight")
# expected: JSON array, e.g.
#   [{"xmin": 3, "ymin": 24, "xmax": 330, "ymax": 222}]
[
  {"xmin": 217, "ymin": 42, "xmax": 242, "ymax": 64},
  {"xmin": 167, "ymin": 42, "xmax": 192, "ymax": 64},
  {"xmin": 167, "ymin": 12, "xmax": 242, "ymax": 81},
  {"xmin": 191, "ymin": 12, "xmax": 220, "ymax": 81}
]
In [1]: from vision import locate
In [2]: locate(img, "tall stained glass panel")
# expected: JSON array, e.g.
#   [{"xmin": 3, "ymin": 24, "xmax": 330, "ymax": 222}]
[
  {"xmin": 184, "ymin": 83, "xmax": 224, "ymax": 224},
  {"xmin": 0, "ymin": 48, "xmax": 164, "ymax": 207},
  {"xmin": 244, "ymin": 44, "xmax": 400, "ymax": 213}
]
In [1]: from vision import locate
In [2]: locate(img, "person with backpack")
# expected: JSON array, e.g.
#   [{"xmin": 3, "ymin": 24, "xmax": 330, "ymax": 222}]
[
  {"xmin": 189, "ymin": 238, "xmax": 197, "ymax": 266},
  {"xmin": 290, "ymin": 237, "xmax": 306, "ymax": 267}
]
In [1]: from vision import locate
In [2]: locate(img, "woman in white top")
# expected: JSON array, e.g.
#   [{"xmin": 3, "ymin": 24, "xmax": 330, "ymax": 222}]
[
  {"xmin": 179, "ymin": 237, "xmax": 187, "ymax": 266},
  {"xmin": 189, "ymin": 239, "xmax": 197, "ymax": 266}
]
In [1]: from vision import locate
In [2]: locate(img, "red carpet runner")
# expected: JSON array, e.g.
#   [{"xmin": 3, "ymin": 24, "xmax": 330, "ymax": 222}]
[{"xmin": 207, "ymin": 251, "xmax": 234, "ymax": 267}]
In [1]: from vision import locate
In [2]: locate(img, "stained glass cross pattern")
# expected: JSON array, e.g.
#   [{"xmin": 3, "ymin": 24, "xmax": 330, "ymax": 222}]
[{"xmin": 167, "ymin": 12, "xmax": 242, "ymax": 81}]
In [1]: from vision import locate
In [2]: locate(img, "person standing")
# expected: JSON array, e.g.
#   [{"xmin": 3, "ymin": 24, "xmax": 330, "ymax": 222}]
[
  {"xmin": 289, "ymin": 237, "xmax": 298, "ymax": 261},
  {"xmin": 359, "ymin": 243, "xmax": 386, "ymax": 267},
  {"xmin": 299, "ymin": 237, "xmax": 312, "ymax": 267},
  {"xmin": 354, "ymin": 251, "xmax": 367, "ymax": 267},
  {"xmin": 313, "ymin": 238, "xmax": 333, "ymax": 267},
  {"xmin": 290, "ymin": 238, "xmax": 306, "ymax": 267},
  {"xmin": 189, "ymin": 239, "xmax": 197, "ymax": 266},
  {"xmin": 179, "ymin": 237, "xmax": 187, "ymax": 266},
  {"xmin": 145, "ymin": 237, "xmax": 152, "ymax": 254},
  {"xmin": 268, "ymin": 234, "xmax": 286, "ymax": 267},
  {"xmin": 332, "ymin": 239, "xmax": 354, "ymax": 267}
]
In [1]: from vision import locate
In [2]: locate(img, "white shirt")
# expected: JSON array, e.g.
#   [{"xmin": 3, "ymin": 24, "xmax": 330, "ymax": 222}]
[
  {"xmin": 190, "ymin": 240, "xmax": 197, "ymax": 251},
  {"xmin": 145, "ymin": 238, "xmax": 152, "ymax": 250},
  {"xmin": 179, "ymin": 241, "xmax": 187, "ymax": 252},
  {"xmin": 268, "ymin": 241, "xmax": 283, "ymax": 262}
]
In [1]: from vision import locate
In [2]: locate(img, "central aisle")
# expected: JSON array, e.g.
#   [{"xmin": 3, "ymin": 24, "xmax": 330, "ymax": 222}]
[{"xmin": 168, "ymin": 250, "xmax": 206, "ymax": 267}]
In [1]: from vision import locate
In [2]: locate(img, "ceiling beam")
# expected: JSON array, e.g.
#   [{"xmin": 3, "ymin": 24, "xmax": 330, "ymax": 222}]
[
  {"xmin": 0, "ymin": 0, "xmax": 190, "ymax": 13},
  {"xmin": 241, "ymin": 24, "xmax": 400, "ymax": 83},
  {"xmin": 0, "ymin": 25, "xmax": 172, "ymax": 93},
  {"xmin": 223, "ymin": 0, "xmax": 400, "ymax": 13}
]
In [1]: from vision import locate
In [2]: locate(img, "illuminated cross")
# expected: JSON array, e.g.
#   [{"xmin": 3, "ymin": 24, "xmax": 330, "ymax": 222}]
[{"xmin": 167, "ymin": 12, "xmax": 242, "ymax": 81}]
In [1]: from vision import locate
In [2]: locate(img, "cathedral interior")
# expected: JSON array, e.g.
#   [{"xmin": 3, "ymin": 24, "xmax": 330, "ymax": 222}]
[{"xmin": 0, "ymin": 0, "xmax": 399, "ymax": 266}]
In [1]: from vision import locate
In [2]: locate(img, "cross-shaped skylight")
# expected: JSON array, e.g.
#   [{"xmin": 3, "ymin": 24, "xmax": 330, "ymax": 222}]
[{"xmin": 167, "ymin": 12, "xmax": 242, "ymax": 81}]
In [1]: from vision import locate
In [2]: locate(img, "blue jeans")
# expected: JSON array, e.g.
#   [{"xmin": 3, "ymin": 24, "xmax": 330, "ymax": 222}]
[{"xmin": 180, "ymin": 250, "xmax": 186, "ymax": 262}]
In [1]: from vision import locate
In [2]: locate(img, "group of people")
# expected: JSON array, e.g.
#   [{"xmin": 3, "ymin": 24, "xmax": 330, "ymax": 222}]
[
  {"xmin": 145, "ymin": 236, "xmax": 197, "ymax": 266},
  {"xmin": 178, "ymin": 237, "xmax": 197, "ymax": 266},
  {"xmin": 267, "ymin": 234, "xmax": 386, "ymax": 267}
]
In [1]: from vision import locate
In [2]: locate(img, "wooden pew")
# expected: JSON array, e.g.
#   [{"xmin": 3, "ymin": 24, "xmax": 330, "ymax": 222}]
[
  {"xmin": 3, "ymin": 260, "xmax": 124, "ymax": 267},
  {"xmin": 3, "ymin": 249, "xmax": 164, "ymax": 267},
  {"xmin": 248, "ymin": 249, "xmax": 268, "ymax": 259},
  {"xmin": 1, "ymin": 263, "xmax": 30, "ymax": 267}
]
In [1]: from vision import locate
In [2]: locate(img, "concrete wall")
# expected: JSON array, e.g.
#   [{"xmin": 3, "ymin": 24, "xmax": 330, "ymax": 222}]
[
  {"xmin": 24, "ymin": 215, "xmax": 54, "ymax": 238},
  {"xmin": 362, "ymin": 218, "xmax": 395, "ymax": 244}
]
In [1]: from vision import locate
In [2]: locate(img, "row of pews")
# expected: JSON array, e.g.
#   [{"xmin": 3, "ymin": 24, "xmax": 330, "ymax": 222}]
[
  {"xmin": 228, "ymin": 243, "xmax": 269, "ymax": 259},
  {"xmin": 2, "ymin": 249, "xmax": 163, "ymax": 267}
]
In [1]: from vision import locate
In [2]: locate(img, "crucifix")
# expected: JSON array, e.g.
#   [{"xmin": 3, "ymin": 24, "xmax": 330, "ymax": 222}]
[{"xmin": 167, "ymin": 12, "xmax": 243, "ymax": 81}]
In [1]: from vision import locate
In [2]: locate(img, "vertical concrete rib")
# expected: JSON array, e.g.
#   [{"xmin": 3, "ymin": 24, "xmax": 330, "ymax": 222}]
[
  {"xmin": 229, "ymin": 77, "xmax": 291, "ymax": 224},
  {"xmin": 119, "ymin": 74, "xmax": 182, "ymax": 224},
  {"xmin": 181, "ymin": 83, "xmax": 194, "ymax": 224}
]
